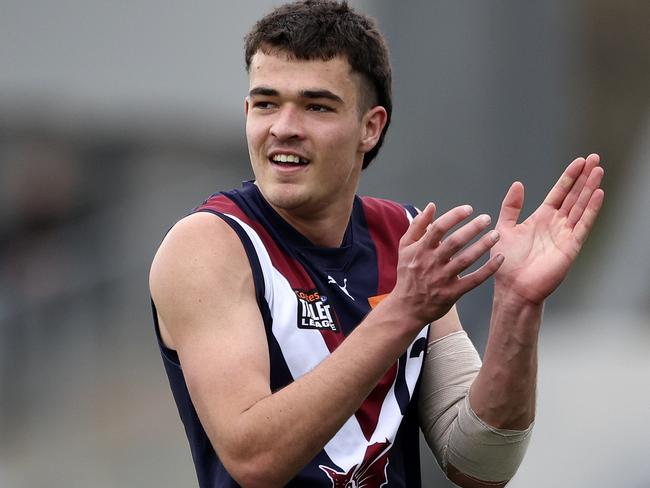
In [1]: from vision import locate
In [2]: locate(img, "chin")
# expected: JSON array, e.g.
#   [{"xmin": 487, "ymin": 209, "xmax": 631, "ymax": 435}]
[{"xmin": 261, "ymin": 183, "xmax": 312, "ymax": 211}]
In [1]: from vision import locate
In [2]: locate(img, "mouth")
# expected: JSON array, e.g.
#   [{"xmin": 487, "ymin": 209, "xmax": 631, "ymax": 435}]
[{"xmin": 269, "ymin": 152, "xmax": 310, "ymax": 168}]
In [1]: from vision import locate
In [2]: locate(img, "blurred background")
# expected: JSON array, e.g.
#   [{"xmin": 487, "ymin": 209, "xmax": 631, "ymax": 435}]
[{"xmin": 1, "ymin": 1, "xmax": 648, "ymax": 487}]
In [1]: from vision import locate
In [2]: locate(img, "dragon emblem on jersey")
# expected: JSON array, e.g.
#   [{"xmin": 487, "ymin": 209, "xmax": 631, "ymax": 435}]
[{"xmin": 319, "ymin": 441, "xmax": 391, "ymax": 488}]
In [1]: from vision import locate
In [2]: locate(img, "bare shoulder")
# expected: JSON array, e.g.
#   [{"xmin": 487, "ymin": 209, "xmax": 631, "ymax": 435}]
[
  {"xmin": 149, "ymin": 211, "xmax": 256, "ymax": 350},
  {"xmin": 151, "ymin": 211, "xmax": 246, "ymax": 276}
]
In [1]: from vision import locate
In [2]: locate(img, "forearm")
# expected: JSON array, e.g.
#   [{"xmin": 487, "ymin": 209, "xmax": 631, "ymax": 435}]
[
  {"xmin": 469, "ymin": 287, "xmax": 542, "ymax": 430},
  {"xmin": 419, "ymin": 330, "xmax": 532, "ymax": 487},
  {"xmin": 215, "ymin": 294, "xmax": 423, "ymax": 487}
]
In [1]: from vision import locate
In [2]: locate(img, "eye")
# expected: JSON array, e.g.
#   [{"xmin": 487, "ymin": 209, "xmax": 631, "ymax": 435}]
[
  {"xmin": 307, "ymin": 104, "xmax": 332, "ymax": 113},
  {"xmin": 252, "ymin": 100, "xmax": 276, "ymax": 110}
]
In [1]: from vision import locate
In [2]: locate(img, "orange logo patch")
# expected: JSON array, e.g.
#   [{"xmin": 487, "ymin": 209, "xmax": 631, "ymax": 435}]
[{"xmin": 367, "ymin": 294, "xmax": 389, "ymax": 309}]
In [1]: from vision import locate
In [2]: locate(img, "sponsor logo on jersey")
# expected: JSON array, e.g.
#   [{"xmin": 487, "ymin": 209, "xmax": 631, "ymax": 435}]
[
  {"xmin": 319, "ymin": 440, "xmax": 391, "ymax": 488},
  {"xmin": 368, "ymin": 293, "xmax": 388, "ymax": 309},
  {"xmin": 327, "ymin": 275, "xmax": 355, "ymax": 301},
  {"xmin": 295, "ymin": 289, "xmax": 338, "ymax": 331}
]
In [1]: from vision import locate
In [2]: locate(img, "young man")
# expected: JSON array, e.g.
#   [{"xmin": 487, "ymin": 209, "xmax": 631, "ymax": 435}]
[{"xmin": 149, "ymin": 1, "xmax": 604, "ymax": 487}]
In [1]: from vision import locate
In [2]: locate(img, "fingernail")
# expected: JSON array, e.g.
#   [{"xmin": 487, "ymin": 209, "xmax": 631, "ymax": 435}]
[
  {"xmin": 496, "ymin": 254, "xmax": 505, "ymax": 264},
  {"xmin": 463, "ymin": 205, "xmax": 473, "ymax": 214},
  {"xmin": 480, "ymin": 214, "xmax": 491, "ymax": 225},
  {"xmin": 490, "ymin": 230, "xmax": 500, "ymax": 242}
]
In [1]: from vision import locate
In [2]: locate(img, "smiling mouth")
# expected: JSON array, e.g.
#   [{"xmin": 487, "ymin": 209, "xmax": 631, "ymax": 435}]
[{"xmin": 270, "ymin": 153, "xmax": 310, "ymax": 166}]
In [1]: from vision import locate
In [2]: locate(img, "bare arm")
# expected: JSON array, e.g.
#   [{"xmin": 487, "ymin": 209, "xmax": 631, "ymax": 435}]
[
  {"xmin": 150, "ymin": 203, "xmax": 502, "ymax": 488},
  {"xmin": 420, "ymin": 310, "xmax": 522, "ymax": 488},
  {"xmin": 419, "ymin": 155, "xmax": 604, "ymax": 488},
  {"xmin": 470, "ymin": 153, "xmax": 604, "ymax": 429}
]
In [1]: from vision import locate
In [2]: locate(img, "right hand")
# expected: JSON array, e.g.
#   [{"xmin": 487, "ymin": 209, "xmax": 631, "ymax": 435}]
[{"xmin": 391, "ymin": 203, "xmax": 504, "ymax": 325}]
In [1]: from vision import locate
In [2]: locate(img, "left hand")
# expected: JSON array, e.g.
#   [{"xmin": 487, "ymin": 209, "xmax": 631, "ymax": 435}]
[{"xmin": 491, "ymin": 153, "xmax": 605, "ymax": 304}]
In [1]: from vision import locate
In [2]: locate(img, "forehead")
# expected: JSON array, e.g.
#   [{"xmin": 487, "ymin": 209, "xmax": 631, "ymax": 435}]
[{"xmin": 248, "ymin": 51, "xmax": 360, "ymax": 102}]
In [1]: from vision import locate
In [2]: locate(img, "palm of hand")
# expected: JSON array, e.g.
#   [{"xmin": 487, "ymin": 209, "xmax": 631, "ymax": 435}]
[
  {"xmin": 493, "ymin": 204, "xmax": 578, "ymax": 303},
  {"xmin": 491, "ymin": 155, "xmax": 604, "ymax": 304}
]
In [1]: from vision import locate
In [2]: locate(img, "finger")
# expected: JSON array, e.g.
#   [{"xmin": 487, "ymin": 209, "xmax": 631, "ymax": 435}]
[
  {"xmin": 586, "ymin": 152, "xmax": 601, "ymax": 163},
  {"xmin": 422, "ymin": 205, "xmax": 473, "ymax": 246},
  {"xmin": 573, "ymin": 188, "xmax": 604, "ymax": 246},
  {"xmin": 438, "ymin": 214, "xmax": 492, "ymax": 261},
  {"xmin": 543, "ymin": 157, "xmax": 586, "ymax": 209},
  {"xmin": 567, "ymin": 166, "xmax": 604, "ymax": 228},
  {"xmin": 401, "ymin": 202, "xmax": 436, "ymax": 246},
  {"xmin": 446, "ymin": 229, "xmax": 500, "ymax": 275},
  {"xmin": 456, "ymin": 254, "xmax": 504, "ymax": 295},
  {"xmin": 559, "ymin": 154, "xmax": 600, "ymax": 215},
  {"xmin": 496, "ymin": 181, "xmax": 524, "ymax": 229}
]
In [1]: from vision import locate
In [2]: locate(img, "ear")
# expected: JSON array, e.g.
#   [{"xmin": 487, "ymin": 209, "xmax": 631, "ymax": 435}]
[{"xmin": 358, "ymin": 106, "xmax": 388, "ymax": 154}]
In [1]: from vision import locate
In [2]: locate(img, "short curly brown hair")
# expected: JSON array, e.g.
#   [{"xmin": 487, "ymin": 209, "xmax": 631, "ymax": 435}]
[{"xmin": 244, "ymin": 0, "xmax": 392, "ymax": 169}]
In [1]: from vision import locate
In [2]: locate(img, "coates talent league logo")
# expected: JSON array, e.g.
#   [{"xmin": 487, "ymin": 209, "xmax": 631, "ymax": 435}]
[{"xmin": 294, "ymin": 288, "xmax": 338, "ymax": 332}]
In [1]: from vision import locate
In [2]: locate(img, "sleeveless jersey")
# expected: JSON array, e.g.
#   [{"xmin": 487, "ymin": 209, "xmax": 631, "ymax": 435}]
[{"xmin": 153, "ymin": 181, "xmax": 429, "ymax": 487}]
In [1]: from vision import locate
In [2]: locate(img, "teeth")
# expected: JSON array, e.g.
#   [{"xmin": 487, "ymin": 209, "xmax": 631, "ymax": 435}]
[{"xmin": 272, "ymin": 154, "xmax": 307, "ymax": 164}]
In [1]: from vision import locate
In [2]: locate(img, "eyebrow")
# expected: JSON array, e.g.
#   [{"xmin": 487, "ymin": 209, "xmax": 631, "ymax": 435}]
[
  {"xmin": 249, "ymin": 87, "xmax": 279, "ymax": 97},
  {"xmin": 249, "ymin": 87, "xmax": 344, "ymax": 104}
]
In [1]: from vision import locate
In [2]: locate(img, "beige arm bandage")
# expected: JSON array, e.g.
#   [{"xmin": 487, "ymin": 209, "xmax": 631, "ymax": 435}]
[{"xmin": 418, "ymin": 330, "xmax": 533, "ymax": 483}]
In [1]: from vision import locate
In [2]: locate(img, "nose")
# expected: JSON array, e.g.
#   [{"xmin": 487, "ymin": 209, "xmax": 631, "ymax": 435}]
[{"xmin": 270, "ymin": 105, "xmax": 304, "ymax": 142}]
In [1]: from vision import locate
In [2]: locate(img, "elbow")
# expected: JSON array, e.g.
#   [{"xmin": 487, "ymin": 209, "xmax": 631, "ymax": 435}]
[
  {"xmin": 227, "ymin": 465, "xmax": 274, "ymax": 488},
  {"xmin": 218, "ymin": 445, "xmax": 291, "ymax": 488},
  {"xmin": 447, "ymin": 463, "xmax": 509, "ymax": 488},
  {"xmin": 433, "ymin": 396, "xmax": 532, "ymax": 487}
]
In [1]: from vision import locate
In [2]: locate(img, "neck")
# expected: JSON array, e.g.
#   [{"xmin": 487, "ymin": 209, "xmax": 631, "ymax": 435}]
[{"xmin": 272, "ymin": 197, "xmax": 355, "ymax": 248}]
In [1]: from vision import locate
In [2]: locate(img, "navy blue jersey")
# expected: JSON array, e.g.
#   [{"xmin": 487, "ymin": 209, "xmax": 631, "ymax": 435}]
[{"xmin": 153, "ymin": 182, "xmax": 427, "ymax": 487}]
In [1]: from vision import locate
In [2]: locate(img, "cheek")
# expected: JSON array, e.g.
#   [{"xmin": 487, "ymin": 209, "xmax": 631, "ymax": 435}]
[
  {"xmin": 246, "ymin": 134, "xmax": 265, "ymax": 176},
  {"xmin": 245, "ymin": 117, "xmax": 255, "ymax": 139},
  {"xmin": 321, "ymin": 121, "xmax": 361, "ymax": 151},
  {"xmin": 246, "ymin": 130, "xmax": 265, "ymax": 164},
  {"xmin": 246, "ymin": 120, "xmax": 265, "ymax": 151}
]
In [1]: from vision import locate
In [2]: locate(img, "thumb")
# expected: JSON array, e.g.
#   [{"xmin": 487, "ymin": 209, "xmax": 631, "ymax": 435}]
[{"xmin": 496, "ymin": 182, "xmax": 524, "ymax": 229}]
